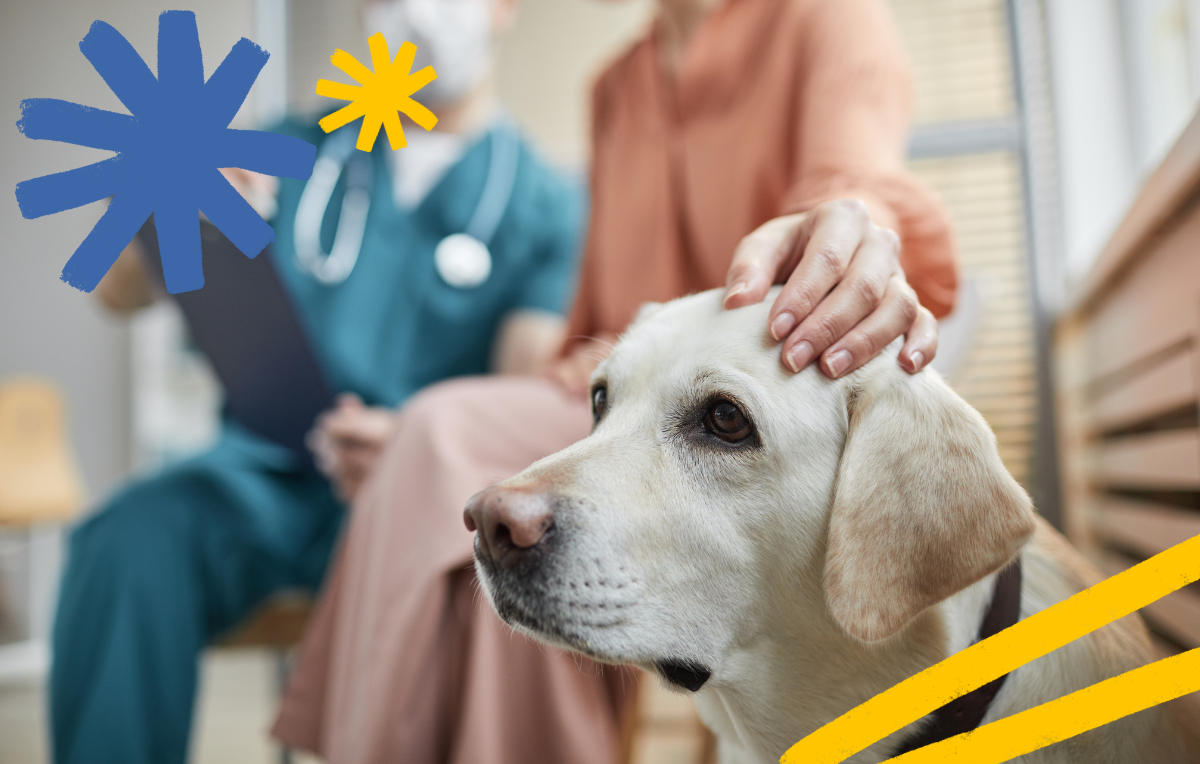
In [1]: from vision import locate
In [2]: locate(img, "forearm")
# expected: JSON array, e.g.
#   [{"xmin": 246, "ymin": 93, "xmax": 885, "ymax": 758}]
[
  {"xmin": 491, "ymin": 310, "xmax": 568, "ymax": 376},
  {"xmin": 95, "ymin": 237, "xmax": 156, "ymax": 314}
]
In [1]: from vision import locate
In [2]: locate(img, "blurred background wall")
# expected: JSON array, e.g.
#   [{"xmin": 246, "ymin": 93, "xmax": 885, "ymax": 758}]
[
  {"xmin": 0, "ymin": 0, "xmax": 258, "ymax": 518},
  {"xmin": 3, "ymin": 0, "xmax": 1200, "ymax": 762}
]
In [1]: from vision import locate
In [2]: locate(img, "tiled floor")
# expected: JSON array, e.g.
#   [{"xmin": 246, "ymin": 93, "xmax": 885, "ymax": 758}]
[
  {"xmin": 0, "ymin": 648, "xmax": 319, "ymax": 764},
  {"xmin": 0, "ymin": 675, "xmax": 44, "ymax": 764}
]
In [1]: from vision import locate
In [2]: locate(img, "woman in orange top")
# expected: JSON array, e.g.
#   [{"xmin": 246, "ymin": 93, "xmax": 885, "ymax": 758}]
[{"xmin": 273, "ymin": 0, "xmax": 957, "ymax": 761}]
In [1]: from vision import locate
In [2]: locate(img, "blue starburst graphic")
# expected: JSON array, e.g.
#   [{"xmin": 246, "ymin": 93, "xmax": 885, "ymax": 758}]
[{"xmin": 15, "ymin": 11, "xmax": 316, "ymax": 294}]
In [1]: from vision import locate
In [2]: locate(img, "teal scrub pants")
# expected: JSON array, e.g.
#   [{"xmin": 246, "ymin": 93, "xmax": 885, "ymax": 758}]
[{"xmin": 49, "ymin": 441, "xmax": 342, "ymax": 764}]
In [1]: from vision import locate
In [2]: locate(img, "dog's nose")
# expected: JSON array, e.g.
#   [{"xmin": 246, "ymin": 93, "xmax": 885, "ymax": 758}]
[{"xmin": 464, "ymin": 486, "xmax": 555, "ymax": 562}]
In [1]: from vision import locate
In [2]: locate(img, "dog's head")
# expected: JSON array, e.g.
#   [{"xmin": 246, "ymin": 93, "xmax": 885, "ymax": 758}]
[{"xmin": 466, "ymin": 289, "xmax": 1035, "ymax": 692}]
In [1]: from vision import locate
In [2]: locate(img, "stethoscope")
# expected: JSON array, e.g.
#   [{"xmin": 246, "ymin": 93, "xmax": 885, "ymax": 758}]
[{"xmin": 294, "ymin": 115, "xmax": 520, "ymax": 288}]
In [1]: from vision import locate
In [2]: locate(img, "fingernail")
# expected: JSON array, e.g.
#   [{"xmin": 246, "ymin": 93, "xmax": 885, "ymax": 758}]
[
  {"xmin": 786, "ymin": 341, "xmax": 813, "ymax": 373},
  {"xmin": 770, "ymin": 312, "xmax": 796, "ymax": 341},
  {"xmin": 909, "ymin": 350, "xmax": 925, "ymax": 372},
  {"xmin": 825, "ymin": 350, "xmax": 852, "ymax": 378},
  {"xmin": 724, "ymin": 283, "xmax": 747, "ymax": 306}
]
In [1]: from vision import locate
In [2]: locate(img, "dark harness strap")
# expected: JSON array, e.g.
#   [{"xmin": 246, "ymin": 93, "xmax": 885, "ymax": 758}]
[{"xmin": 893, "ymin": 558, "xmax": 1023, "ymax": 755}]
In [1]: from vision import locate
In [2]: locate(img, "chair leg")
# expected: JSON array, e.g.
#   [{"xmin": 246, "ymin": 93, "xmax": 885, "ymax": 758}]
[{"xmin": 276, "ymin": 650, "xmax": 294, "ymax": 764}]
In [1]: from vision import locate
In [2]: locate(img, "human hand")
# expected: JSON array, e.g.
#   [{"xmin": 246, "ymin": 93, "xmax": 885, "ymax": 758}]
[
  {"xmin": 723, "ymin": 199, "xmax": 937, "ymax": 378},
  {"xmin": 543, "ymin": 338, "xmax": 613, "ymax": 401},
  {"xmin": 307, "ymin": 394, "xmax": 400, "ymax": 503},
  {"xmin": 217, "ymin": 167, "xmax": 278, "ymax": 219}
]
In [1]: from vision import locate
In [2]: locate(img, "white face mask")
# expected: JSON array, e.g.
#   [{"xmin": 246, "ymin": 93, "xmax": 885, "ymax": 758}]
[{"xmin": 364, "ymin": 0, "xmax": 495, "ymax": 107}]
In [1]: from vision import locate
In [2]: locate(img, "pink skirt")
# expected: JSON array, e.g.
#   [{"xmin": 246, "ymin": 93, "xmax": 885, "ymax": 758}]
[{"xmin": 272, "ymin": 376, "xmax": 639, "ymax": 764}]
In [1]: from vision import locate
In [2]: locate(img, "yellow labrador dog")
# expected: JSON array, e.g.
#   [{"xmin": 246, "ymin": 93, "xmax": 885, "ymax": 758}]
[{"xmin": 465, "ymin": 289, "xmax": 1197, "ymax": 763}]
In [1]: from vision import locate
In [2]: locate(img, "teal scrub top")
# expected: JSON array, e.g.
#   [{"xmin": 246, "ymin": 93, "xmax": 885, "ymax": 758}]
[
  {"xmin": 213, "ymin": 118, "xmax": 585, "ymax": 471},
  {"xmin": 268, "ymin": 118, "xmax": 585, "ymax": 409}
]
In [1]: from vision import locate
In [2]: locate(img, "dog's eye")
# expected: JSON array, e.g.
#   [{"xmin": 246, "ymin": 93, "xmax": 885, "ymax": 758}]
[
  {"xmin": 592, "ymin": 385, "xmax": 608, "ymax": 424},
  {"xmin": 705, "ymin": 400, "xmax": 752, "ymax": 443}
]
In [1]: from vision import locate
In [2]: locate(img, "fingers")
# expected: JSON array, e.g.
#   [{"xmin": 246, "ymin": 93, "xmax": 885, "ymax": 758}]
[
  {"xmin": 544, "ymin": 354, "xmax": 594, "ymax": 401},
  {"xmin": 776, "ymin": 224, "xmax": 900, "ymax": 372},
  {"xmin": 332, "ymin": 458, "xmax": 369, "ymax": 503},
  {"xmin": 899, "ymin": 305, "xmax": 938, "ymax": 374},
  {"xmin": 308, "ymin": 397, "xmax": 396, "ymax": 502},
  {"xmin": 327, "ymin": 422, "xmax": 389, "ymax": 502},
  {"xmin": 723, "ymin": 214, "xmax": 808, "ymax": 309},
  {"xmin": 323, "ymin": 435, "xmax": 381, "ymax": 503},
  {"xmin": 333, "ymin": 478, "xmax": 361, "ymax": 504},
  {"xmin": 544, "ymin": 344, "xmax": 607, "ymax": 401},
  {"xmin": 811, "ymin": 274, "xmax": 922, "ymax": 378},
  {"xmin": 306, "ymin": 425, "xmax": 337, "ymax": 477},
  {"xmin": 217, "ymin": 167, "xmax": 278, "ymax": 218},
  {"xmin": 727, "ymin": 198, "xmax": 932, "ymax": 378},
  {"xmin": 324, "ymin": 404, "xmax": 396, "ymax": 447},
  {"xmin": 335, "ymin": 442, "xmax": 377, "ymax": 483},
  {"xmin": 765, "ymin": 200, "xmax": 874, "ymax": 340}
]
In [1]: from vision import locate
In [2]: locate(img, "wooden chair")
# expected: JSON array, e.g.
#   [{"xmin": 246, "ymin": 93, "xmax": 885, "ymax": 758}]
[
  {"xmin": 0, "ymin": 378, "xmax": 84, "ymax": 526},
  {"xmin": 0, "ymin": 378, "xmax": 83, "ymax": 678},
  {"xmin": 216, "ymin": 594, "xmax": 314, "ymax": 651},
  {"xmin": 212, "ymin": 592, "xmax": 315, "ymax": 764}
]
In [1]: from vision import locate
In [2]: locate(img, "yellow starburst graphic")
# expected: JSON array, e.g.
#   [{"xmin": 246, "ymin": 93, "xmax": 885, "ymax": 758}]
[{"xmin": 315, "ymin": 33, "xmax": 438, "ymax": 151}]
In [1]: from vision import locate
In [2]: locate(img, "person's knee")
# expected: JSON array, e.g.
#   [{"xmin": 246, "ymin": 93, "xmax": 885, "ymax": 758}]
[
  {"xmin": 389, "ymin": 376, "xmax": 577, "ymax": 476},
  {"xmin": 402, "ymin": 376, "xmax": 490, "ymax": 422},
  {"xmin": 400, "ymin": 375, "xmax": 545, "ymax": 436},
  {"xmin": 395, "ymin": 377, "xmax": 493, "ymax": 451}
]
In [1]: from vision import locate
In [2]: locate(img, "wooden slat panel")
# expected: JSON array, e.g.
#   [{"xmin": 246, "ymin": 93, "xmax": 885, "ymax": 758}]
[
  {"xmin": 1080, "ymin": 202, "xmax": 1200, "ymax": 382},
  {"xmin": 1091, "ymin": 498, "xmax": 1200, "ymax": 558},
  {"xmin": 1094, "ymin": 551, "xmax": 1200, "ymax": 649},
  {"xmin": 1087, "ymin": 346, "xmax": 1197, "ymax": 434},
  {"xmin": 1090, "ymin": 430, "xmax": 1200, "ymax": 490},
  {"xmin": 1055, "ymin": 317, "xmax": 1093, "ymax": 544},
  {"xmin": 1069, "ymin": 110, "xmax": 1200, "ymax": 316},
  {"xmin": 1142, "ymin": 594, "xmax": 1200, "ymax": 650}
]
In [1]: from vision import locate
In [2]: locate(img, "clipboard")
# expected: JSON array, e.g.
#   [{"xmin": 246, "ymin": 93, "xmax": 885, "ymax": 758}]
[{"xmin": 134, "ymin": 217, "xmax": 335, "ymax": 469}]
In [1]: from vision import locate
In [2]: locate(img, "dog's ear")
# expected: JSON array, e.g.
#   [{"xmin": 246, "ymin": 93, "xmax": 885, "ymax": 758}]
[{"xmin": 823, "ymin": 364, "xmax": 1036, "ymax": 643}]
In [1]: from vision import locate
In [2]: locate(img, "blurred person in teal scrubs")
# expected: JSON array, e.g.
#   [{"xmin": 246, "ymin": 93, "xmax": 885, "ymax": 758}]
[{"xmin": 48, "ymin": 2, "xmax": 583, "ymax": 762}]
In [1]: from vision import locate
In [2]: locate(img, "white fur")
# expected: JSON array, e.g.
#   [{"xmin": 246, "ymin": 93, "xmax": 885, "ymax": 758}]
[{"xmin": 472, "ymin": 288, "xmax": 1196, "ymax": 763}]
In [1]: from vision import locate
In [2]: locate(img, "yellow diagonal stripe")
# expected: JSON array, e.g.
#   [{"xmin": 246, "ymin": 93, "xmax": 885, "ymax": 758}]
[
  {"xmin": 887, "ymin": 647, "xmax": 1200, "ymax": 763},
  {"xmin": 781, "ymin": 532, "xmax": 1200, "ymax": 763}
]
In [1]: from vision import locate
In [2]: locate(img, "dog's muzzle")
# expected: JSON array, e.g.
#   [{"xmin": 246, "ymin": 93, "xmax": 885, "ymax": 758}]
[
  {"xmin": 465, "ymin": 485, "xmax": 589, "ymax": 647},
  {"xmin": 466, "ymin": 487, "xmax": 711, "ymax": 691},
  {"xmin": 464, "ymin": 485, "xmax": 557, "ymax": 568},
  {"xmin": 465, "ymin": 486, "xmax": 643, "ymax": 659}
]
